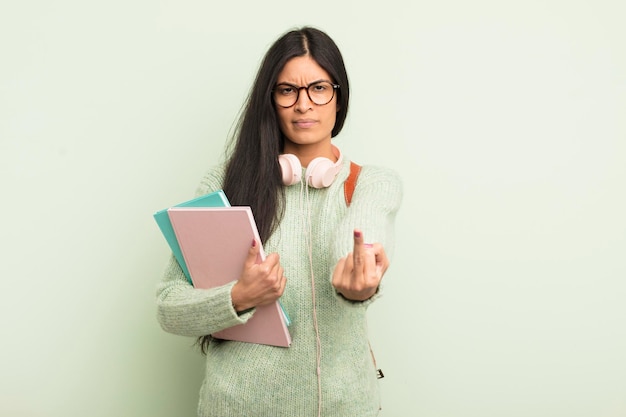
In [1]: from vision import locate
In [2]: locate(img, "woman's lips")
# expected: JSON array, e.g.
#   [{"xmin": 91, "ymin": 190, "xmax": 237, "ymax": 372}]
[{"xmin": 293, "ymin": 119, "xmax": 317, "ymax": 128}]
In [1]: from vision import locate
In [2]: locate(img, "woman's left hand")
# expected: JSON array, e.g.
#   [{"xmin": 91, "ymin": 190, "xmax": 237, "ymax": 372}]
[{"xmin": 332, "ymin": 229, "xmax": 389, "ymax": 301}]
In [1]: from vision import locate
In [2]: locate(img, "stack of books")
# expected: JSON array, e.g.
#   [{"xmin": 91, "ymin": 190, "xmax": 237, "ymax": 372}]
[{"xmin": 154, "ymin": 190, "xmax": 291, "ymax": 347}]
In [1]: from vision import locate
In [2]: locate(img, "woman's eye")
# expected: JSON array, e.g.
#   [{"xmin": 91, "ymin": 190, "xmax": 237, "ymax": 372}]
[{"xmin": 278, "ymin": 86, "xmax": 295, "ymax": 95}]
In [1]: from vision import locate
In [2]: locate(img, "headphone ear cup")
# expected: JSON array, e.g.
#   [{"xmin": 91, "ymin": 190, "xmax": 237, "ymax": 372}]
[
  {"xmin": 306, "ymin": 157, "xmax": 336, "ymax": 188},
  {"xmin": 279, "ymin": 154, "xmax": 302, "ymax": 186}
]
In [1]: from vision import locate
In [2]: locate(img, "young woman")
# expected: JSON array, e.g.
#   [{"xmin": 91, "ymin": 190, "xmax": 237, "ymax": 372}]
[{"xmin": 156, "ymin": 27, "xmax": 402, "ymax": 417}]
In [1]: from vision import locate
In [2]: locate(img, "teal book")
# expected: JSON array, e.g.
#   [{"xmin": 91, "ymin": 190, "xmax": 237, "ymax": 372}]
[{"xmin": 154, "ymin": 190, "xmax": 230, "ymax": 284}]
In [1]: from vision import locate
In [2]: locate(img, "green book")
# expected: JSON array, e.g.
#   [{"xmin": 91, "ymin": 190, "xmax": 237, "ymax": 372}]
[{"xmin": 153, "ymin": 190, "xmax": 230, "ymax": 284}]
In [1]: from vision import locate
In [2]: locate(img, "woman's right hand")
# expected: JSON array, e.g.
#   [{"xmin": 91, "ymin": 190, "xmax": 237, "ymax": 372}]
[{"xmin": 230, "ymin": 239, "xmax": 286, "ymax": 312}]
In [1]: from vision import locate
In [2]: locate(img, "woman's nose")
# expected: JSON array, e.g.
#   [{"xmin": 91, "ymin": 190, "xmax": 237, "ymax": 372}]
[{"xmin": 294, "ymin": 87, "xmax": 313, "ymax": 112}]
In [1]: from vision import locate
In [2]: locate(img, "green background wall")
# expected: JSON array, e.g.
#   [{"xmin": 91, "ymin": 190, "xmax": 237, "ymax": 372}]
[{"xmin": 2, "ymin": 1, "xmax": 625, "ymax": 416}]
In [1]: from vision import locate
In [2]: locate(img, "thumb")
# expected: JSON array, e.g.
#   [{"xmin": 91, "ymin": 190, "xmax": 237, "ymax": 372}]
[{"xmin": 245, "ymin": 239, "xmax": 261, "ymax": 268}]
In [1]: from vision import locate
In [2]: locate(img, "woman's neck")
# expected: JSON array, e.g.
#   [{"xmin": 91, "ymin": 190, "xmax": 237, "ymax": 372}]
[{"xmin": 282, "ymin": 142, "xmax": 336, "ymax": 167}]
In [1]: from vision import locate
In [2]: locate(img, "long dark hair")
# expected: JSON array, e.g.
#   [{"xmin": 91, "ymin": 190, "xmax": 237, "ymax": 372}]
[{"xmin": 198, "ymin": 27, "xmax": 350, "ymax": 353}]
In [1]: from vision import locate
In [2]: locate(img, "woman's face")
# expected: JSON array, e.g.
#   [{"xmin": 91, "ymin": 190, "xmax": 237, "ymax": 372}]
[{"xmin": 275, "ymin": 56, "xmax": 338, "ymax": 155}]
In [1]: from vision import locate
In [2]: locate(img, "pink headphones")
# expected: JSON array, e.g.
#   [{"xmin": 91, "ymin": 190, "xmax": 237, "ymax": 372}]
[{"xmin": 279, "ymin": 145, "xmax": 343, "ymax": 188}]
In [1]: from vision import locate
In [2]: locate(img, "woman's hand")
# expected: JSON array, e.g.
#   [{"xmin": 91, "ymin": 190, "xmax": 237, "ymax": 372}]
[
  {"xmin": 231, "ymin": 240, "xmax": 286, "ymax": 312},
  {"xmin": 332, "ymin": 229, "xmax": 390, "ymax": 301}
]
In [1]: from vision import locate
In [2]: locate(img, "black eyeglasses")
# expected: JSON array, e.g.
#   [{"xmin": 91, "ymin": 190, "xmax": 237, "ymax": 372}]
[{"xmin": 273, "ymin": 80, "xmax": 340, "ymax": 108}]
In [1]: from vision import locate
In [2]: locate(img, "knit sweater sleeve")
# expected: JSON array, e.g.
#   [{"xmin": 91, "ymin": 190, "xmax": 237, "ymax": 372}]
[
  {"xmin": 155, "ymin": 166, "xmax": 254, "ymax": 337},
  {"xmin": 330, "ymin": 165, "xmax": 403, "ymax": 305}
]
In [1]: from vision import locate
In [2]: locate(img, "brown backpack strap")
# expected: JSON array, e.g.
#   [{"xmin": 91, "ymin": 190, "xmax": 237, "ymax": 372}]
[
  {"xmin": 344, "ymin": 161, "xmax": 362, "ymax": 206},
  {"xmin": 345, "ymin": 164, "xmax": 382, "ymax": 378},
  {"xmin": 369, "ymin": 341, "xmax": 385, "ymax": 379}
]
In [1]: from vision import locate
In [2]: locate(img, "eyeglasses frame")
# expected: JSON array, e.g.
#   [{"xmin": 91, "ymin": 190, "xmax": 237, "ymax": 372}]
[{"xmin": 272, "ymin": 80, "xmax": 340, "ymax": 108}]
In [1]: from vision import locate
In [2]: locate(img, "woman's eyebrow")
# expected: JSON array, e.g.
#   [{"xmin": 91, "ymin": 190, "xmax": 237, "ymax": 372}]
[{"xmin": 275, "ymin": 79, "xmax": 328, "ymax": 87}]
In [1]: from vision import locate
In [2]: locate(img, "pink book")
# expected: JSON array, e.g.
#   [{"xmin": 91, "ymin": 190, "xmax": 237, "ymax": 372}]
[{"xmin": 167, "ymin": 207, "xmax": 291, "ymax": 347}]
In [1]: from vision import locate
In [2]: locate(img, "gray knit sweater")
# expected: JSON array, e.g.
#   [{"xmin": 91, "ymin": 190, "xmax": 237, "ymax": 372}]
[{"xmin": 156, "ymin": 157, "xmax": 402, "ymax": 417}]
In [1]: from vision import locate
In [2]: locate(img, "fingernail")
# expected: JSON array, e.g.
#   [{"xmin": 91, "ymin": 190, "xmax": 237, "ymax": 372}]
[
  {"xmin": 354, "ymin": 231, "xmax": 362, "ymax": 238},
  {"xmin": 251, "ymin": 239, "xmax": 256, "ymax": 247},
  {"xmin": 364, "ymin": 243, "xmax": 373, "ymax": 248}
]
